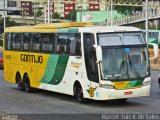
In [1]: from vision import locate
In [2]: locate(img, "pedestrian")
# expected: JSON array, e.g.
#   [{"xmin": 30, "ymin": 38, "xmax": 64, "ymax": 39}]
[
  {"xmin": 158, "ymin": 70, "xmax": 160, "ymax": 88},
  {"xmin": 155, "ymin": 7, "xmax": 157, "ymax": 16},
  {"xmin": 151, "ymin": 8, "xmax": 154, "ymax": 16}
]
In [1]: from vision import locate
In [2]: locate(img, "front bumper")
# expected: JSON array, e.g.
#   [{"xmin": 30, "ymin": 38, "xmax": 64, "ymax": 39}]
[{"xmin": 97, "ymin": 85, "xmax": 150, "ymax": 100}]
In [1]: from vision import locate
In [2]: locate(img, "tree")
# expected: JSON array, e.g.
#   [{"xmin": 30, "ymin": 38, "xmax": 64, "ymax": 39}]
[
  {"xmin": 36, "ymin": 9, "xmax": 43, "ymax": 17},
  {"xmin": 53, "ymin": 12, "xmax": 60, "ymax": 19},
  {"xmin": 0, "ymin": 34, "xmax": 3, "ymax": 47},
  {"xmin": 66, "ymin": 10, "xmax": 78, "ymax": 21},
  {"xmin": 0, "ymin": 17, "xmax": 16, "ymax": 28},
  {"xmin": 114, "ymin": 0, "xmax": 142, "ymax": 15},
  {"xmin": 158, "ymin": 19, "xmax": 160, "ymax": 30}
]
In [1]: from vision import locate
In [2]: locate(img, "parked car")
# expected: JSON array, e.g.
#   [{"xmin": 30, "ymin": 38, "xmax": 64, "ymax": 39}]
[
  {"xmin": 158, "ymin": 70, "xmax": 160, "ymax": 88},
  {"xmin": 0, "ymin": 46, "xmax": 3, "ymax": 68}
]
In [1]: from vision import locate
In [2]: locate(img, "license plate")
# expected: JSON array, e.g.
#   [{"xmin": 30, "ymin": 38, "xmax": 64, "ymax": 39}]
[{"xmin": 124, "ymin": 91, "xmax": 133, "ymax": 95}]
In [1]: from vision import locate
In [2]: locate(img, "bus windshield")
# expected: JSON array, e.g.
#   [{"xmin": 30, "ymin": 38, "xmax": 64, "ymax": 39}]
[{"xmin": 97, "ymin": 32, "xmax": 149, "ymax": 80}]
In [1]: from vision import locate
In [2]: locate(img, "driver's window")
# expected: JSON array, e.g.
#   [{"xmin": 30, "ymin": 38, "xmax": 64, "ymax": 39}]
[{"xmin": 83, "ymin": 33, "xmax": 99, "ymax": 83}]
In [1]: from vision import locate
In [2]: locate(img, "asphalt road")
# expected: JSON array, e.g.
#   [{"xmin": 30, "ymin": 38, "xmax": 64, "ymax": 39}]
[{"xmin": 0, "ymin": 69, "xmax": 160, "ymax": 120}]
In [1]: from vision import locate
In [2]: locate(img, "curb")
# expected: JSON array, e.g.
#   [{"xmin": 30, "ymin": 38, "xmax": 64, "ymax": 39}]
[{"xmin": 150, "ymin": 64, "xmax": 160, "ymax": 71}]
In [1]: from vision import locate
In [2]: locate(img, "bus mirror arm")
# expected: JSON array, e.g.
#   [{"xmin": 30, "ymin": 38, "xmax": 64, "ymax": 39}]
[
  {"xmin": 148, "ymin": 43, "xmax": 159, "ymax": 60},
  {"xmin": 93, "ymin": 45, "xmax": 102, "ymax": 63},
  {"xmin": 96, "ymin": 60, "xmax": 102, "ymax": 64}
]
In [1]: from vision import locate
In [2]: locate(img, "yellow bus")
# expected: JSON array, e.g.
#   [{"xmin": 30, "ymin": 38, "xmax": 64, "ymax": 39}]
[{"xmin": 3, "ymin": 22, "xmax": 157, "ymax": 103}]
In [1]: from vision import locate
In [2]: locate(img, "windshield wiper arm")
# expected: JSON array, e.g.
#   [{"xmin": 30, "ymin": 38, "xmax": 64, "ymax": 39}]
[{"xmin": 127, "ymin": 54, "xmax": 141, "ymax": 78}]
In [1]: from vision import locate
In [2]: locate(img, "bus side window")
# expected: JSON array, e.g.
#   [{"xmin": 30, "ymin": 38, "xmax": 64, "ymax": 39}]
[
  {"xmin": 57, "ymin": 45, "xmax": 65, "ymax": 53},
  {"xmin": 56, "ymin": 33, "xmax": 67, "ymax": 54},
  {"xmin": 5, "ymin": 33, "xmax": 12, "ymax": 50},
  {"xmin": 67, "ymin": 33, "xmax": 81, "ymax": 56},
  {"xmin": 83, "ymin": 33, "xmax": 99, "ymax": 83},
  {"xmin": 42, "ymin": 33, "xmax": 53, "ymax": 53},
  {"xmin": 12, "ymin": 33, "xmax": 21, "ymax": 50},
  {"xmin": 32, "ymin": 33, "xmax": 41, "ymax": 52},
  {"xmin": 22, "ymin": 33, "xmax": 31, "ymax": 51},
  {"xmin": 75, "ymin": 36, "xmax": 81, "ymax": 55},
  {"xmin": 53, "ymin": 34, "xmax": 58, "ymax": 53}
]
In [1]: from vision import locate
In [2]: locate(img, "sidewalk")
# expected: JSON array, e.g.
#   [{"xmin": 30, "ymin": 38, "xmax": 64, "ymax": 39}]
[
  {"xmin": 150, "ymin": 63, "xmax": 160, "ymax": 70},
  {"xmin": 150, "ymin": 58, "xmax": 160, "ymax": 70},
  {"xmin": 148, "ymin": 49, "xmax": 160, "ymax": 71}
]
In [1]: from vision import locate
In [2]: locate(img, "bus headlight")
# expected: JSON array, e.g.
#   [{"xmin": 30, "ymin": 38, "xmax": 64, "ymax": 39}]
[
  {"xmin": 143, "ymin": 81, "xmax": 150, "ymax": 86},
  {"xmin": 100, "ymin": 84, "xmax": 114, "ymax": 89}
]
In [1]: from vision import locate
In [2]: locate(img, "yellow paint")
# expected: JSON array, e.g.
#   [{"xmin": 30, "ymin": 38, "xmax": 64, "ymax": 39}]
[
  {"xmin": 71, "ymin": 65, "xmax": 80, "ymax": 68},
  {"xmin": 4, "ymin": 51, "xmax": 49, "ymax": 88},
  {"xmin": 5, "ymin": 22, "xmax": 93, "ymax": 33},
  {"xmin": 5, "ymin": 26, "xmax": 57, "ymax": 33},
  {"xmin": 112, "ymin": 81, "xmax": 129, "ymax": 90},
  {"xmin": 34, "ymin": 22, "xmax": 93, "ymax": 29},
  {"xmin": 89, "ymin": 87, "xmax": 96, "ymax": 97},
  {"xmin": 125, "ymin": 86, "xmax": 142, "ymax": 89}
]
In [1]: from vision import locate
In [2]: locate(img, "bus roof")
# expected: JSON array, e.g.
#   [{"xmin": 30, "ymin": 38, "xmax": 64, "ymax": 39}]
[
  {"xmin": 142, "ymin": 29, "xmax": 160, "ymax": 33},
  {"xmin": 34, "ymin": 22, "xmax": 93, "ymax": 29},
  {"xmin": 5, "ymin": 26, "xmax": 57, "ymax": 33},
  {"xmin": 5, "ymin": 22, "xmax": 93, "ymax": 33},
  {"xmin": 78, "ymin": 25, "xmax": 142, "ymax": 33},
  {"xmin": 5, "ymin": 22, "xmax": 141, "ymax": 33}
]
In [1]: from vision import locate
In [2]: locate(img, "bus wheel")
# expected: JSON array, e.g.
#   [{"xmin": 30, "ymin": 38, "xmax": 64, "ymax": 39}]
[
  {"xmin": 24, "ymin": 75, "xmax": 32, "ymax": 93},
  {"xmin": 16, "ymin": 74, "xmax": 25, "ymax": 91},
  {"xmin": 118, "ymin": 98, "xmax": 128, "ymax": 103},
  {"xmin": 75, "ymin": 84, "xmax": 87, "ymax": 103}
]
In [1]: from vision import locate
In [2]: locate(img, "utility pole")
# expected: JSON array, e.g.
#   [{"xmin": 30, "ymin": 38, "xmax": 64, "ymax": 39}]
[
  {"xmin": 110, "ymin": 0, "xmax": 113, "ymax": 25},
  {"xmin": 81, "ymin": 3, "xmax": 82, "ymax": 22},
  {"xmin": 24, "ymin": 8, "xmax": 26, "ymax": 25},
  {"xmin": 21, "ymin": 7, "xmax": 24, "ymax": 26},
  {"xmin": 34, "ymin": 3, "xmax": 37, "ymax": 25},
  {"xmin": 48, "ymin": 0, "xmax": 50, "ymax": 23},
  {"xmin": 44, "ymin": 3, "xmax": 47, "ymax": 23},
  {"xmin": 3, "ymin": 0, "xmax": 6, "ymax": 30},
  {"xmin": 145, "ymin": 0, "xmax": 148, "ymax": 44}
]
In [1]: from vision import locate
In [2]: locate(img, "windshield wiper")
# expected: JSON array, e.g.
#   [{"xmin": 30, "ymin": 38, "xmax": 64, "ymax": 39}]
[{"xmin": 127, "ymin": 54, "xmax": 141, "ymax": 78}]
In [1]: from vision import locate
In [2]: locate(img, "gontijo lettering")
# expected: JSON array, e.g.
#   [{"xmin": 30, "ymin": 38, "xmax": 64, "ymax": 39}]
[{"xmin": 20, "ymin": 54, "xmax": 43, "ymax": 63}]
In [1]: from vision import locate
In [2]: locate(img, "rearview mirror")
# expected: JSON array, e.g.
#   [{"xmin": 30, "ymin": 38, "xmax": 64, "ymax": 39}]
[
  {"xmin": 93, "ymin": 45, "xmax": 102, "ymax": 63},
  {"xmin": 148, "ymin": 43, "xmax": 159, "ymax": 59}
]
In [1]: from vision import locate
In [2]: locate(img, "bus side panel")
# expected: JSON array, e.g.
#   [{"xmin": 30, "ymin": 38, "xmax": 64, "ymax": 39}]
[
  {"xmin": 20, "ymin": 52, "xmax": 49, "ymax": 88},
  {"xmin": 4, "ymin": 51, "xmax": 16, "ymax": 84},
  {"xmin": 4, "ymin": 51, "xmax": 93, "ymax": 97},
  {"xmin": 4, "ymin": 63, "xmax": 13, "ymax": 83},
  {"xmin": 38, "ymin": 54, "xmax": 69, "ymax": 93},
  {"xmin": 4, "ymin": 51, "xmax": 48, "ymax": 87},
  {"xmin": 38, "ymin": 55, "xmax": 91, "ymax": 96}
]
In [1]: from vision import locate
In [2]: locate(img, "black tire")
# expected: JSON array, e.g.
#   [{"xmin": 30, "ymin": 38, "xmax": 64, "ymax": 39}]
[
  {"xmin": 117, "ymin": 98, "xmax": 128, "ymax": 103},
  {"xmin": 158, "ymin": 78, "xmax": 160, "ymax": 88},
  {"xmin": 16, "ymin": 74, "xmax": 25, "ymax": 91},
  {"xmin": 24, "ymin": 75, "xmax": 32, "ymax": 93},
  {"xmin": 75, "ymin": 84, "xmax": 87, "ymax": 103}
]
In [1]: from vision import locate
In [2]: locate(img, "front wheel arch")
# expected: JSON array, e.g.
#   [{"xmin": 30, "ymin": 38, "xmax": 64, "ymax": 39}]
[{"xmin": 73, "ymin": 81, "xmax": 88, "ymax": 103}]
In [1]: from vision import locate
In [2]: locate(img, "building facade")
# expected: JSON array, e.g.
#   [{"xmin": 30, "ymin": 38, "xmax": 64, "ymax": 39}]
[
  {"xmin": 53, "ymin": 2, "xmax": 64, "ymax": 18},
  {"xmin": 0, "ymin": 0, "xmax": 7, "ymax": 17},
  {"xmin": 21, "ymin": 1, "xmax": 32, "ymax": 16},
  {"xmin": 89, "ymin": 0, "xmax": 99, "ymax": 11},
  {"xmin": 0, "ymin": 0, "xmax": 108, "ymax": 18},
  {"xmin": 64, "ymin": 0, "xmax": 75, "ymax": 18}
]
